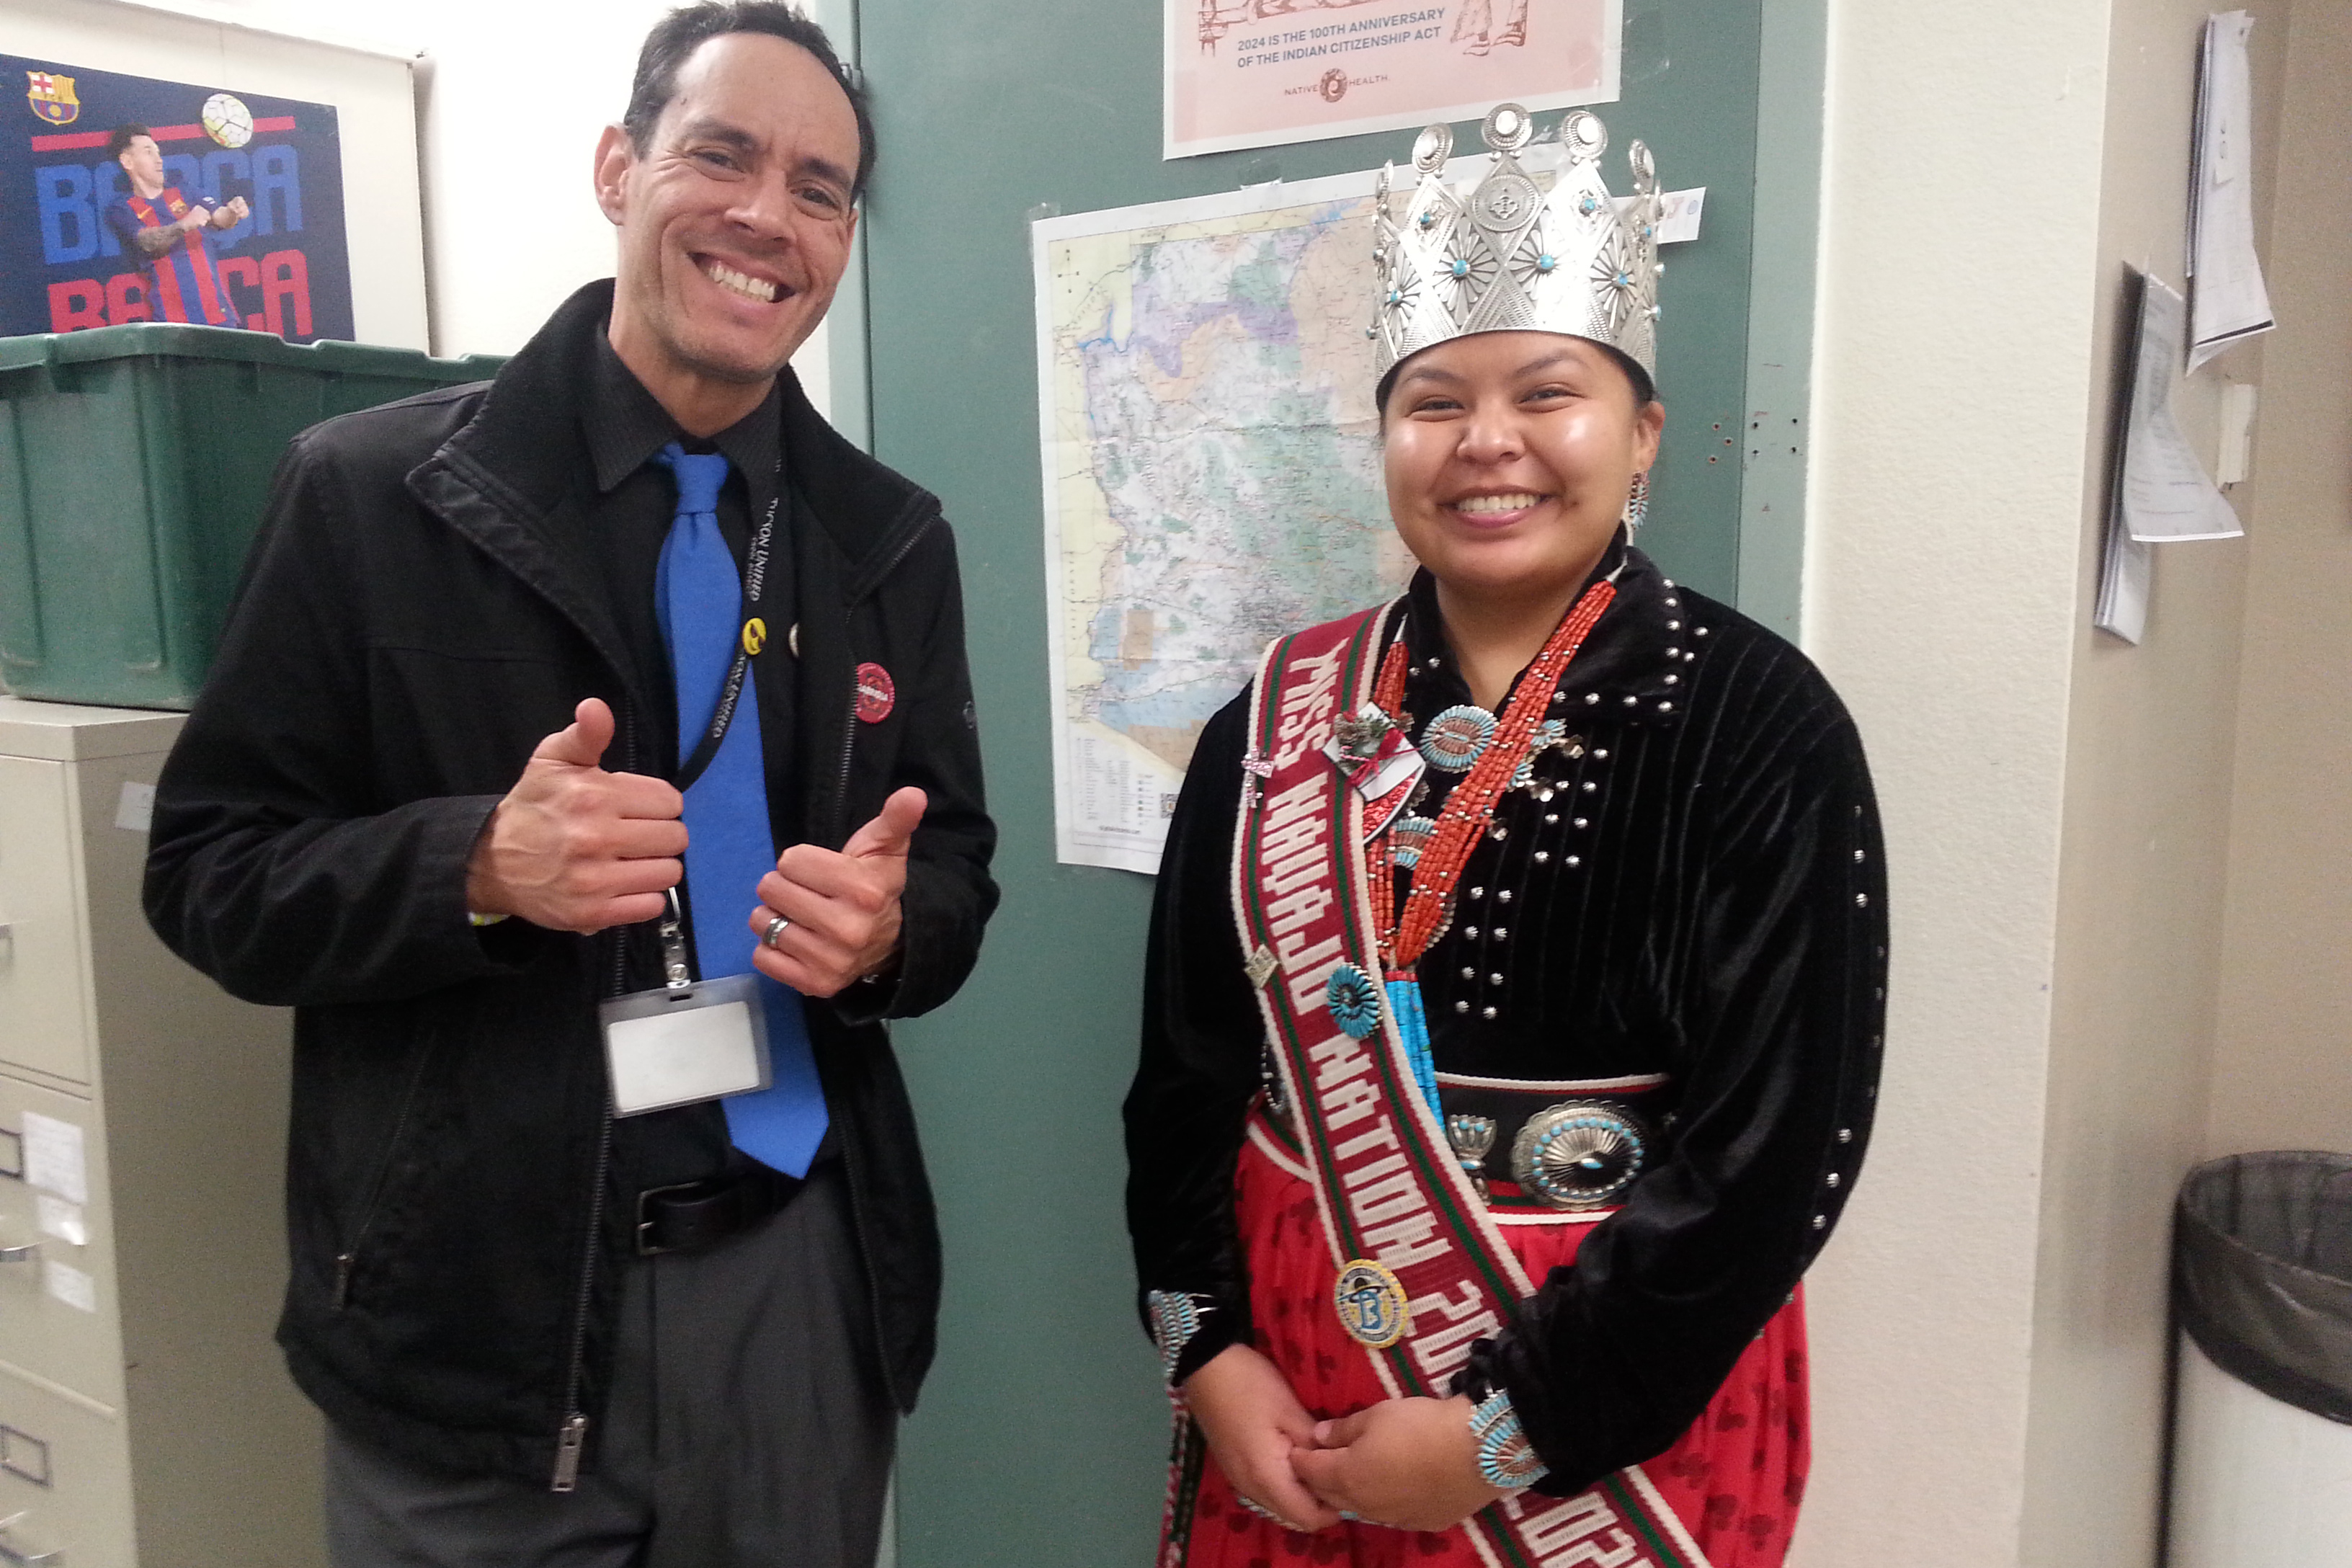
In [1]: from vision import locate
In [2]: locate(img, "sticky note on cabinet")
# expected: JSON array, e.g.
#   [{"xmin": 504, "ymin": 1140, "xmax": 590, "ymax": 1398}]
[
  {"xmin": 44, "ymin": 1259, "xmax": 95, "ymax": 1313},
  {"xmin": 22, "ymin": 1113, "xmax": 87, "ymax": 1206},
  {"xmin": 116, "ymin": 780, "xmax": 156, "ymax": 832},
  {"xmin": 35, "ymin": 1195, "xmax": 86, "ymax": 1247}
]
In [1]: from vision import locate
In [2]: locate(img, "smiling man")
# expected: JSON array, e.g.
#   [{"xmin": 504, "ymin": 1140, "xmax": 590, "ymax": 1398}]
[{"xmin": 142, "ymin": 7, "xmax": 997, "ymax": 1567}]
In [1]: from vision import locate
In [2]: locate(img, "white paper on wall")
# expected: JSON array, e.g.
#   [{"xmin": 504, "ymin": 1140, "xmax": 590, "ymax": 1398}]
[
  {"xmin": 2094, "ymin": 501, "xmax": 2153, "ymax": 645},
  {"xmin": 2186, "ymin": 10, "xmax": 2274, "ymax": 370},
  {"xmin": 2121, "ymin": 273, "xmax": 2242, "ymax": 544},
  {"xmin": 1655, "ymin": 187, "xmax": 1705, "ymax": 244},
  {"xmin": 2098, "ymin": 269, "xmax": 2241, "ymax": 643}
]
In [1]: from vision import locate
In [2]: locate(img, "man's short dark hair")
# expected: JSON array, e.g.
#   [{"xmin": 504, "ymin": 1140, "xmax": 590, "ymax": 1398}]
[
  {"xmin": 623, "ymin": 3, "xmax": 876, "ymax": 199},
  {"xmin": 105, "ymin": 123, "xmax": 151, "ymax": 161}
]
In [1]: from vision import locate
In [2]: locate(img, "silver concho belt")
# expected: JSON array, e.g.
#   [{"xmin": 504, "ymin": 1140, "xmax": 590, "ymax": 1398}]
[{"xmin": 1509, "ymin": 1100, "xmax": 1650, "ymax": 1210}]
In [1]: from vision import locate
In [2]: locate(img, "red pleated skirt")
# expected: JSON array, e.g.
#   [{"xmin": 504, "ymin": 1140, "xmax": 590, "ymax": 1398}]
[{"xmin": 1160, "ymin": 1113, "xmax": 1809, "ymax": 1568}]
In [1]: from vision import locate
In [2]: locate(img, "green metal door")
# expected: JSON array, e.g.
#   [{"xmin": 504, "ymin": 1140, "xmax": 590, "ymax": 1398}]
[{"xmin": 852, "ymin": 3, "xmax": 1820, "ymax": 1560}]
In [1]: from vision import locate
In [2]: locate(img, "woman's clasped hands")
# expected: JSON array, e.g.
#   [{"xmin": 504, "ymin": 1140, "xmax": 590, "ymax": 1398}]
[{"xmin": 1183, "ymin": 1344, "xmax": 1508, "ymax": 1535}]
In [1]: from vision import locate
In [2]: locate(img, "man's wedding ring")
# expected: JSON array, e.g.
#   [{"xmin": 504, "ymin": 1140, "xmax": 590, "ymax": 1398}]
[{"xmin": 762, "ymin": 914, "xmax": 791, "ymax": 949}]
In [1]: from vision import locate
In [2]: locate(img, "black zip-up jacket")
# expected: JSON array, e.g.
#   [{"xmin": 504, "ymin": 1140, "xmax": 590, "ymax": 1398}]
[{"xmin": 143, "ymin": 281, "xmax": 998, "ymax": 1486}]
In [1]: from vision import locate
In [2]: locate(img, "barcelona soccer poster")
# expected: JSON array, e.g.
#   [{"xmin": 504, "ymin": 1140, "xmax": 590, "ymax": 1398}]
[{"xmin": 3, "ymin": 55, "xmax": 355, "ymax": 343}]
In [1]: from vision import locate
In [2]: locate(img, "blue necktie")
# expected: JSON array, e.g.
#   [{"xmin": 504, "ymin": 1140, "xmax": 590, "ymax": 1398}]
[{"xmin": 653, "ymin": 443, "xmax": 828, "ymax": 1177}]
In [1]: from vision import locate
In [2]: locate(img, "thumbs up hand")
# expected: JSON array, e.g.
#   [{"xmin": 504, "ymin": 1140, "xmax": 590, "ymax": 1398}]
[
  {"xmin": 749, "ymin": 786, "xmax": 927, "ymax": 997},
  {"xmin": 464, "ymin": 698, "xmax": 687, "ymax": 934}
]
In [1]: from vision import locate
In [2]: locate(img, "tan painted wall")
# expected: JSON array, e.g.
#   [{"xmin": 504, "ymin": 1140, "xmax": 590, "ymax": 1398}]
[
  {"xmin": 1792, "ymin": 0, "xmax": 2114, "ymax": 1557},
  {"xmin": 2208, "ymin": 1, "xmax": 2352, "ymax": 1160},
  {"xmin": 1796, "ymin": 0, "xmax": 2338, "ymax": 1562},
  {"xmin": 2022, "ymin": 1, "xmax": 2286, "ymax": 1562}
]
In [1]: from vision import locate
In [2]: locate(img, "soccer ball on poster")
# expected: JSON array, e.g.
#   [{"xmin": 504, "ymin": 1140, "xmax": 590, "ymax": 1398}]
[{"xmin": 200, "ymin": 92, "xmax": 253, "ymax": 148}]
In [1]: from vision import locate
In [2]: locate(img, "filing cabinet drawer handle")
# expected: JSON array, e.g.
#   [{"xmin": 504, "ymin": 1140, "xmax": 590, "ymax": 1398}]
[
  {"xmin": 0, "ymin": 1246, "xmax": 35, "ymax": 1265},
  {"xmin": 0, "ymin": 1512, "xmax": 60, "ymax": 1565},
  {"xmin": 0, "ymin": 1427, "xmax": 48, "ymax": 1489}
]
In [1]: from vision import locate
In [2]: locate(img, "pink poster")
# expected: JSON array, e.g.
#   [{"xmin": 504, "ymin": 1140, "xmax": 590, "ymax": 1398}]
[{"xmin": 1167, "ymin": 0, "xmax": 1621, "ymax": 159}]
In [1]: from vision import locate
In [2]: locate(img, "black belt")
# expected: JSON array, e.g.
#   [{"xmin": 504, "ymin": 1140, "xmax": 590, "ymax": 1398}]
[{"xmin": 635, "ymin": 1164, "xmax": 803, "ymax": 1256}]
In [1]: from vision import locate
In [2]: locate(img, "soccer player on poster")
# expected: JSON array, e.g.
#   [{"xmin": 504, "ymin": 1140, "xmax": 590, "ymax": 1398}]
[{"xmin": 102, "ymin": 122, "xmax": 249, "ymax": 327}]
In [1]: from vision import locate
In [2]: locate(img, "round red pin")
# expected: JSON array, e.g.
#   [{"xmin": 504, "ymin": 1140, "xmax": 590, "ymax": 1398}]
[{"xmin": 855, "ymin": 662, "xmax": 896, "ymax": 723}]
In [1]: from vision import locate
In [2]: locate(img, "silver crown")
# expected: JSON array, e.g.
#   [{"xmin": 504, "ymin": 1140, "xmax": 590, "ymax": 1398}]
[{"xmin": 1371, "ymin": 104, "xmax": 1663, "ymax": 378}]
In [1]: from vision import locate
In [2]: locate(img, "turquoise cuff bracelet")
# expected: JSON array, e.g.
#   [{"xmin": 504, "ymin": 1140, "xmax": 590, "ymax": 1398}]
[
  {"xmin": 1469, "ymin": 1389, "xmax": 1549, "ymax": 1489},
  {"xmin": 1145, "ymin": 1290, "xmax": 1216, "ymax": 1386}
]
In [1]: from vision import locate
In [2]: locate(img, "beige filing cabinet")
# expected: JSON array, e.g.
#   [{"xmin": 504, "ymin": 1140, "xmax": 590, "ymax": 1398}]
[{"xmin": 0, "ymin": 698, "xmax": 320, "ymax": 1567}]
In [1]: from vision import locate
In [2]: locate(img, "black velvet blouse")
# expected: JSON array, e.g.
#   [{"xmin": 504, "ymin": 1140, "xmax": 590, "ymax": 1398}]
[{"xmin": 1123, "ymin": 538, "xmax": 1888, "ymax": 1500}]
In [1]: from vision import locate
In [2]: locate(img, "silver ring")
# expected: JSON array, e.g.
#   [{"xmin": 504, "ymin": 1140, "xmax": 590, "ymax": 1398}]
[{"xmin": 762, "ymin": 914, "xmax": 790, "ymax": 950}]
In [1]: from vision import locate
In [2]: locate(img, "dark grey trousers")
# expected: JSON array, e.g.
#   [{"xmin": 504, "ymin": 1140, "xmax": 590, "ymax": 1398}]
[{"xmin": 324, "ymin": 1159, "xmax": 894, "ymax": 1568}]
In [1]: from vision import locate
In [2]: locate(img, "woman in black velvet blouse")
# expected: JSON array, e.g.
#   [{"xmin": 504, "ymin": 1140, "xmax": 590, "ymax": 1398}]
[{"xmin": 1123, "ymin": 314, "xmax": 1886, "ymax": 1564}]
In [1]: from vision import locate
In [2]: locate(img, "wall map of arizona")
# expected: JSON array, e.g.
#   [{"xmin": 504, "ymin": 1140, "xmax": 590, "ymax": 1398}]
[{"xmin": 1033, "ymin": 172, "xmax": 1417, "ymax": 873}]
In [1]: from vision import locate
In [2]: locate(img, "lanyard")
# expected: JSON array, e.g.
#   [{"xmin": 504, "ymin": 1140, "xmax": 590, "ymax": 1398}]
[{"xmin": 674, "ymin": 459, "xmax": 783, "ymax": 793}]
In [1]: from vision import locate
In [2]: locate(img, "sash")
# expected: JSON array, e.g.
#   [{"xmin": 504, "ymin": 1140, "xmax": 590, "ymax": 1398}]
[{"xmin": 1229, "ymin": 603, "xmax": 1709, "ymax": 1568}]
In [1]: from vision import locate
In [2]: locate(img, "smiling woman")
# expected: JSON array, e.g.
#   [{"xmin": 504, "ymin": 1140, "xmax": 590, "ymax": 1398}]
[
  {"xmin": 1380, "ymin": 332, "xmax": 1663, "ymax": 708},
  {"xmin": 1126, "ymin": 104, "xmax": 1889, "ymax": 1568}
]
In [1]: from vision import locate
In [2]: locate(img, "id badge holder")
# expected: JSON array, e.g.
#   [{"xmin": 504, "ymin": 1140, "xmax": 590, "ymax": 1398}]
[{"xmin": 599, "ymin": 891, "xmax": 775, "ymax": 1117}]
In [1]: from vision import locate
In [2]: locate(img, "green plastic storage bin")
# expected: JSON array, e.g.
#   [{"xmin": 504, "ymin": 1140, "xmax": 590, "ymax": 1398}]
[{"xmin": 0, "ymin": 324, "xmax": 505, "ymax": 709}]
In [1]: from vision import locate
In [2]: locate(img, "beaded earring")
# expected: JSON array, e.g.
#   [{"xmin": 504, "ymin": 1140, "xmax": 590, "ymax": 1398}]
[{"xmin": 1623, "ymin": 470, "xmax": 1650, "ymax": 533}]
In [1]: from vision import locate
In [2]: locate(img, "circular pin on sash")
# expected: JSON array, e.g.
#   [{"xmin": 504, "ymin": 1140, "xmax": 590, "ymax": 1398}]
[
  {"xmin": 1333, "ymin": 1258, "xmax": 1411, "ymax": 1349},
  {"xmin": 1420, "ymin": 705, "xmax": 1497, "ymax": 772},
  {"xmin": 855, "ymin": 662, "xmax": 896, "ymax": 723},
  {"xmin": 741, "ymin": 617, "xmax": 767, "ymax": 656}
]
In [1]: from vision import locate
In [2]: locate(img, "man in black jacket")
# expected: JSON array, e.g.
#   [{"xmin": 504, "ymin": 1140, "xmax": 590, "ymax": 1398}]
[{"xmin": 142, "ymin": 6, "xmax": 996, "ymax": 1565}]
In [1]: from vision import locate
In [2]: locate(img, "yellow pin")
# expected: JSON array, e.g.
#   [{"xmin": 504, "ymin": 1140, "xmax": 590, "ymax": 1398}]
[{"xmin": 741, "ymin": 617, "xmax": 767, "ymax": 656}]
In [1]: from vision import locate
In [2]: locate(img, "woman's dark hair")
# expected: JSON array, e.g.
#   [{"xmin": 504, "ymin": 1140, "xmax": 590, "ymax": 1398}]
[
  {"xmin": 104, "ymin": 123, "xmax": 151, "ymax": 161},
  {"xmin": 623, "ymin": 2, "xmax": 876, "ymax": 198},
  {"xmin": 1374, "ymin": 335, "xmax": 1656, "ymax": 416}
]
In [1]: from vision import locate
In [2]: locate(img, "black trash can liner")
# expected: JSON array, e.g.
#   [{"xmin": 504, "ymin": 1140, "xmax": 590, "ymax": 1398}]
[{"xmin": 2175, "ymin": 1151, "xmax": 2352, "ymax": 1425}]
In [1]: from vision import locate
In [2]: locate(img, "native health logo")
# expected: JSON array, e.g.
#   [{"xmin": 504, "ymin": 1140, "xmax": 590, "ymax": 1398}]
[{"xmin": 3, "ymin": 55, "xmax": 354, "ymax": 342}]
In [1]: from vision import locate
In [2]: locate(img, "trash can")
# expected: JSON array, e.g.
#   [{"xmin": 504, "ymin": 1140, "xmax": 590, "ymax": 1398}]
[
  {"xmin": 0, "ymin": 323, "xmax": 504, "ymax": 710},
  {"xmin": 2170, "ymin": 1151, "xmax": 2352, "ymax": 1567}
]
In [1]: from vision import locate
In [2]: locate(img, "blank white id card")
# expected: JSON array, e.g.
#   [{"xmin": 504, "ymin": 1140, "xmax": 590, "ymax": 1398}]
[{"xmin": 600, "ymin": 973, "xmax": 773, "ymax": 1117}]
